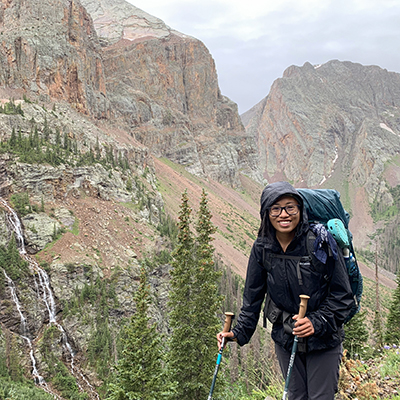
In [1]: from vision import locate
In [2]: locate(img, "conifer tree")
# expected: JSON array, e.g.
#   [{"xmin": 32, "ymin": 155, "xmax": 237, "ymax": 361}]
[
  {"xmin": 372, "ymin": 310, "xmax": 384, "ymax": 348},
  {"xmin": 9, "ymin": 127, "xmax": 16, "ymax": 148},
  {"xmin": 343, "ymin": 310, "xmax": 369, "ymax": 358},
  {"xmin": 372, "ymin": 248, "xmax": 384, "ymax": 348},
  {"xmin": 385, "ymin": 269, "xmax": 400, "ymax": 344},
  {"xmin": 168, "ymin": 189, "xmax": 222, "ymax": 399},
  {"xmin": 55, "ymin": 127, "xmax": 61, "ymax": 150},
  {"xmin": 193, "ymin": 189, "xmax": 223, "ymax": 396},
  {"xmin": 168, "ymin": 190, "xmax": 197, "ymax": 399},
  {"xmin": 95, "ymin": 137, "xmax": 101, "ymax": 160},
  {"xmin": 107, "ymin": 265, "xmax": 169, "ymax": 400}
]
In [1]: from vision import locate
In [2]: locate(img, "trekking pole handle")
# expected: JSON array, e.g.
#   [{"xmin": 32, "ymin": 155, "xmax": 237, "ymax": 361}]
[
  {"xmin": 222, "ymin": 312, "xmax": 235, "ymax": 333},
  {"xmin": 298, "ymin": 295, "xmax": 310, "ymax": 319},
  {"xmin": 221, "ymin": 312, "xmax": 235, "ymax": 347}
]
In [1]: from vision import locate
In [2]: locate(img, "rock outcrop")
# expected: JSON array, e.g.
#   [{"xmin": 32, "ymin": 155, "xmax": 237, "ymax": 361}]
[{"xmin": 0, "ymin": 0, "xmax": 110, "ymax": 118}]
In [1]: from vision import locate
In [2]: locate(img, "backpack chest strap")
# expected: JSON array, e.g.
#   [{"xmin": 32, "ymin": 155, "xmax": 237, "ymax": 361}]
[{"xmin": 265, "ymin": 253, "xmax": 312, "ymax": 286}]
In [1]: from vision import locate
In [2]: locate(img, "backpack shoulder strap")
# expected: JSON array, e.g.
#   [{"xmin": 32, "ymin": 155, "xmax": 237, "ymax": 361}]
[{"xmin": 306, "ymin": 230, "xmax": 332, "ymax": 281}]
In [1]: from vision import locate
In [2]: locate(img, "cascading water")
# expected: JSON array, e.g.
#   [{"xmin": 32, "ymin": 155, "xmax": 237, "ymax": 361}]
[
  {"xmin": 3, "ymin": 270, "xmax": 47, "ymax": 387},
  {"xmin": 1, "ymin": 198, "xmax": 100, "ymax": 399}
]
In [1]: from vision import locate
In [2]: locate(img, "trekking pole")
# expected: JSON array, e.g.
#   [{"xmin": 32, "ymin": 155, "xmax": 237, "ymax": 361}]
[
  {"xmin": 282, "ymin": 294, "xmax": 310, "ymax": 400},
  {"xmin": 207, "ymin": 311, "xmax": 235, "ymax": 400}
]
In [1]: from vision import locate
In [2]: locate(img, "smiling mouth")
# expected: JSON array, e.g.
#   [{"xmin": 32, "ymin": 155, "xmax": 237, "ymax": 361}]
[{"xmin": 278, "ymin": 220, "xmax": 292, "ymax": 227}]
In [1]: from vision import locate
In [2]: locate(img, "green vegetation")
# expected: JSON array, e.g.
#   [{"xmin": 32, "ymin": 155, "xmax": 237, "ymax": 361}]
[
  {"xmin": 60, "ymin": 269, "xmax": 119, "ymax": 390},
  {"xmin": 106, "ymin": 265, "xmax": 173, "ymax": 400},
  {"xmin": 0, "ymin": 119, "xmax": 131, "ymax": 172},
  {"xmin": 370, "ymin": 183, "xmax": 400, "ymax": 223},
  {"xmin": 70, "ymin": 215, "xmax": 80, "ymax": 235},
  {"xmin": 0, "ymin": 235, "xmax": 30, "ymax": 280},
  {"xmin": 167, "ymin": 189, "xmax": 224, "ymax": 399},
  {"xmin": 0, "ymin": 99, "xmax": 24, "ymax": 116},
  {"xmin": 157, "ymin": 213, "xmax": 179, "ymax": 243},
  {"xmin": 0, "ymin": 329, "xmax": 52, "ymax": 399},
  {"xmin": 338, "ymin": 346, "xmax": 400, "ymax": 400},
  {"xmin": 385, "ymin": 269, "xmax": 400, "ymax": 344},
  {"xmin": 10, "ymin": 192, "xmax": 38, "ymax": 217},
  {"xmin": 0, "ymin": 378, "xmax": 54, "ymax": 399},
  {"xmin": 343, "ymin": 311, "xmax": 371, "ymax": 359},
  {"xmin": 39, "ymin": 325, "xmax": 88, "ymax": 400},
  {"xmin": 1, "ymin": 185, "xmax": 399, "ymax": 400}
]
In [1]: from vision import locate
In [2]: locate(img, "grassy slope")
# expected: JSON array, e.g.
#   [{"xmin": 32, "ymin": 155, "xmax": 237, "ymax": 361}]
[{"xmin": 153, "ymin": 156, "xmax": 262, "ymax": 277}]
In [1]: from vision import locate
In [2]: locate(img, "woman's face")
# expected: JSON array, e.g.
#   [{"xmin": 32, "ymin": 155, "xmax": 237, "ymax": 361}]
[{"xmin": 268, "ymin": 196, "xmax": 301, "ymax": 235}]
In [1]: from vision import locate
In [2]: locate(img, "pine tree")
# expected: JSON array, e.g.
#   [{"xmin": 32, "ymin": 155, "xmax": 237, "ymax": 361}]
[
  {"xmin": 384, "ymin": 269, "xmax": 400, "ymax": 344},
  {"xmin": 343, "ymin": 310, "xmax": 369, "ymax": 358},
  {"xmin": 95, "ymin": 137, "xmax": 101, "ymax": 160},
  {"xmin": 168, "ymin": 189, "xmax": 222, "ymax": 399},
  {"xmin": 107, "ymin": 265, "xmax": 170, "ymax": 400},
  {"xmin": 9, "ymin": 127, "xmax": 17, "ymax": 148},
  {"xmin": 55, "ymin": 127, "xmax": 61, "ymax": 150},
  {"xmin": 193, "ymin": 189, "xmax": 223, "ymax": 396},
  {"xmin": 372, "ymin": 246, "xmax": 384, "ymax": 348},
  {"xmin": 168, "ymin": 190, "xmax": 197, "ymax": 399}
]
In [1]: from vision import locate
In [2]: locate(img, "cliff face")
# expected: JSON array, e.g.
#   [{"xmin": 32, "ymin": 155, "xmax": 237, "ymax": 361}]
[
  {"xmin": 0, "ymin": 0, "xmax": 110, "ymax": 118},
  {"xmin": 243, "ymin": 60, "xmax": 400, "ymax": 243},
  {"xmin": 81, "ymin": 0, "xmax": 261, "ymax": 186}
]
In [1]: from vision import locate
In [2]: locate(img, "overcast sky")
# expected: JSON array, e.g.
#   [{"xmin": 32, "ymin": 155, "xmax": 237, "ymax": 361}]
[{"xmin": 125, "ymin": 0, "xmax": 400, "ymax": 114}]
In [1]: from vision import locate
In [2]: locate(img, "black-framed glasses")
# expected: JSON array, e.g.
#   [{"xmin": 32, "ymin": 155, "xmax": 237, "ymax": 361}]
[{"xmin": 269, "ymin": 205, "xmax": 300, "ymax": 217}]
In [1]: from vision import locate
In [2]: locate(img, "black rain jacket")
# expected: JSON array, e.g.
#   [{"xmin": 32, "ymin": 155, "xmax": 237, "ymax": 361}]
[{"xmin": 231, "ymin": 181, "xmax": 355, "ymax": 352}]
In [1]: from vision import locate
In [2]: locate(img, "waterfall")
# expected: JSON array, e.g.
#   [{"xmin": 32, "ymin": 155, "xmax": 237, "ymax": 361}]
[
  {"xmin": 3, "ymin": 270, "xmax": 28, "ymax": 336},
  {"xmin": 1, "ymin": 197, "xmax": 100, "ymax": 399},
  {"xmin": 3, "ymin": 270, "xmax": 46, "ymax": 386}
]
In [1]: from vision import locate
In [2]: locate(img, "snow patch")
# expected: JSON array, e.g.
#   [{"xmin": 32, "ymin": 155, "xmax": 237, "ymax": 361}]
[
  {"xmin": 380, "ymin": 122, "xmax": 397, "ymax": 135},
  {"xmin": 319, "ymin": 147, "xmax": 338, "ymax": 186},
  {"xmin": 332, "ymin": 147, "xmax": 338, "ymax": 165}
]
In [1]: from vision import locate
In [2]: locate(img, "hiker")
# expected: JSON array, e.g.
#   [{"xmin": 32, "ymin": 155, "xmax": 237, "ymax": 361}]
[{"xmin": 217, "ymin": 181, "xmax": 355, "ymax": 400}]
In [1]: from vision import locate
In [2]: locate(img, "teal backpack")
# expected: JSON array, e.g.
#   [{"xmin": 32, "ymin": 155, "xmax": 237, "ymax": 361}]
[{"xmin": 297, "ymin": 188, "xmax": 363, "ymax": 323}]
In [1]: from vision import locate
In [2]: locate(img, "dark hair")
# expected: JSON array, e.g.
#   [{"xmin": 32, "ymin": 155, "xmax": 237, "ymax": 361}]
[{"xmin": 258, "ymin": 212, "xmax": 274, "ymax": 239}]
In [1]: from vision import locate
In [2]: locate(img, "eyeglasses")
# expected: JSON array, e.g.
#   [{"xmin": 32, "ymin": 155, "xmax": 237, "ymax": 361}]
[{"xmin": 269, "ymin": 205, "xmax": 300, "ymax": 217}]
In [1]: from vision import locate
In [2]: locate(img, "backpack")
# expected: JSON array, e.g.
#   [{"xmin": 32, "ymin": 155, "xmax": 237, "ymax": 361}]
[{"xmin": 297, "ymin": 188, "xmax": 363, "ymax": 323}]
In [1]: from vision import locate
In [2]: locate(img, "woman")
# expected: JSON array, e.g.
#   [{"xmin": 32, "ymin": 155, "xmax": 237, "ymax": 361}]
[{"xmin": 217, "ymin": 181, "xmax": 354, "ymax": 400}]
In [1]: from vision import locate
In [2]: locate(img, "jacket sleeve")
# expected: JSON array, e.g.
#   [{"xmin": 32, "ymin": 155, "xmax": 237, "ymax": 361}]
[
  {"xmin": 307, "ymin": 252, "xmax": 355, "ymax": 337},
  {"xmin": 231, "ymin": 240, "xmax": 267, "ymax": 346}
]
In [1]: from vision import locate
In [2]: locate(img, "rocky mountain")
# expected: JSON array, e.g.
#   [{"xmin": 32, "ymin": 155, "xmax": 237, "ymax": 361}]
[{"xmin": 242, "ymin": 60, "xmax": 400, "ymax": 248}]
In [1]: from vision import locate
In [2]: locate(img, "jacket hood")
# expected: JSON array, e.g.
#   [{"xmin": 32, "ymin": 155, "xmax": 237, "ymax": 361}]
[{"xmin": 260, "ymin": 181, "xmax": 305, "ymax": 220}]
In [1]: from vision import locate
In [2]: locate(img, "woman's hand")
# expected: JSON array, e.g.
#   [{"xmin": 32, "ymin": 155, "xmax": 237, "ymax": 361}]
[
  {"xmin": 292, "ymin": 315, "xmax": 315, "ymax": 337},
  {"xmin": 216, "ymin": 331, "xmax": 234, "ymax": 349}
]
